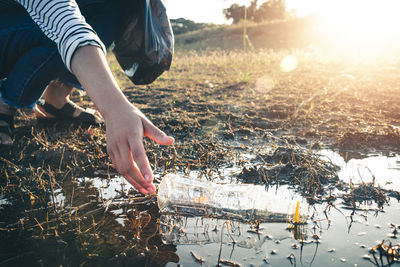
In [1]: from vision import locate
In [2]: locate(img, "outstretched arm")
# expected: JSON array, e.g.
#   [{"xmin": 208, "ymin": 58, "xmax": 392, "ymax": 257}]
[
  {"xmin": 71, "ymin": 46, "xmax": 174, "ymax": 194},
  {"xmin": 16, "ymin": 0, "xmax": 174, "ymax": 193}
]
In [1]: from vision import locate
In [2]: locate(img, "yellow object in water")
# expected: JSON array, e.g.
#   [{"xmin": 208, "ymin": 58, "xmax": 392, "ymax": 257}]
[{"xmin": 294, "ymin": 201, "xmax": 300, "ymax": 223}]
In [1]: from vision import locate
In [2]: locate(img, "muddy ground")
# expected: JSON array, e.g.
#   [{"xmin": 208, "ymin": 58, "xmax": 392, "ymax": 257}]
[{"xmin": 1, "ymin": 50, "xmax": 400, "ymax": 265}]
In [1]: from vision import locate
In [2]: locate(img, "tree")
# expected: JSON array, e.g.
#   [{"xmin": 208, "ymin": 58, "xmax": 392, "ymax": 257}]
[
  {"xmin": 223, "ymin": 3, "xmax": 245, "ymax": 24},
  {"xmin": 224, "ymin": 0, "xmax": 287, "ymax": 24},
  {"xmin": 255, "ymin": 0, "xmax": 286, "ymax": 22}
]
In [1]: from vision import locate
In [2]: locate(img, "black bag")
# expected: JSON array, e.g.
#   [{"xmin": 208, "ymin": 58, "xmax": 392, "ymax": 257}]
[{"xmin": 114, "ymin": 0, "xmax": 174, "ymax": 85}]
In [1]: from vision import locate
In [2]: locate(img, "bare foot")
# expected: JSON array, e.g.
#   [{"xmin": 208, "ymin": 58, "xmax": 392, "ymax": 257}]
[{"xmin": 34, "ymin": 80, "xmax": 103, "ymax": 124}]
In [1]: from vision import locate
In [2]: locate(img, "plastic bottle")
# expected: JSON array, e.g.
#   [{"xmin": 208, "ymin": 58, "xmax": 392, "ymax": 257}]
[{"xmin": 157, "ymin": 173, "xmax": 308, "ymax": 223}]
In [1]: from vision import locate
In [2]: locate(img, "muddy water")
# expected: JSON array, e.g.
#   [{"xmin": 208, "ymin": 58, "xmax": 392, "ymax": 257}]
[
  {"xmin": 2, "ymin": 152, "xmax": 398, "ymax": 266},
  {"xmin": 73, "ymin": 151, "xmax": 400, "ymax": 266},
  {"xmin": 162, "ymin": 198, "xmax": 400, "ymax": 266}
]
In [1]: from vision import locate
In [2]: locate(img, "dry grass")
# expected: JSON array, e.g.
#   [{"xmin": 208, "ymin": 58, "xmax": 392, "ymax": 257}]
[{"xmin": 1, "ymin": 46, "xmax": 400, "ymax": 265}]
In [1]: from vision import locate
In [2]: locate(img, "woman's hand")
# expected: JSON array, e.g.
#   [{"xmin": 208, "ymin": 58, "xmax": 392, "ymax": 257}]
[
  {"xmin": 104, "ymin": 102, "xmax": 174, "ymax": 194},
  {"xmin": 70, "ymin": 45, "xmax": 174, "ymax": 194}
]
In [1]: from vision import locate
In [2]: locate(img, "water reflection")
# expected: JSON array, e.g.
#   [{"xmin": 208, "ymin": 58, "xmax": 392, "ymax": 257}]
[
  {"xmin": 319, "ymin": 149, "xmax": 400, "ymax": 191},
  {"xmin": 0, "ymin": 176, "xmax": 178, "ymax": 266},
  {"xmin": 160, "ymin": 215, "xmax": 308, "ymax": 245},
  {"xmin": 1, "ymin": 159, "xmax": 400, "ymax": 266},
  {"xmin": 161, "ymin": 197, "xmax": 400, "ymax": 267},
  {"xmin": 159, "ymin": 214, "xmax": 314, "ymax": 266}
]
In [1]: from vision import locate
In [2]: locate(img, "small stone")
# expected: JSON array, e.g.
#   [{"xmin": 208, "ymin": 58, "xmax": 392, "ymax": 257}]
[
  {"xmin": 312, "ymin": 234, "xmax": 320, "ymax": 240},
  {"xmin": 328, "ymin": 248, "xmax": 336, "ymax": 253},
  {"xmin": 363, "ymin": 255, "xmax": 371, "ymax": 260},
  {"xmin": 360, "ymin": 244, "xmax": 366, "ymax": 248},
  {"xmin": 341, "ymin": 258, "xmax": 347, "ymax": 263},
  {"xmin": 291, "ymin": 243, "xmax": 299, "ymax": 249},
  {"xmin": 275, "ymin": 240, "xmax": 281, "ymax": 244},
  {"xmin": 265, "ymin": 234, "xmax": 273, "ymax": 240},
  {"xmin": 271, "ymin": 249, "xmax": 278, "ymax": 255}
]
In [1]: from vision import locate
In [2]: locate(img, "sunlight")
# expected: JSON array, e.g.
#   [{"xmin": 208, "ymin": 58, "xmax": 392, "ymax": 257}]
[
  {"xmin": 328, "ymin": 1, "xmax": 400, "ymax": 37},
  {"xmin": 280, "ymin": 55, "xmax": 298, "ymax": 72},
  {"xmin": 300, "ymin": 0, "xmax": 400, "ymax": 51}
]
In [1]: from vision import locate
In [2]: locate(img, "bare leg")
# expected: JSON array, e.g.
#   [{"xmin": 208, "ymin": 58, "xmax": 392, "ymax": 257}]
[{"xmin": 34, "ymin": 80, "xmax": 103, "ymax": 123}]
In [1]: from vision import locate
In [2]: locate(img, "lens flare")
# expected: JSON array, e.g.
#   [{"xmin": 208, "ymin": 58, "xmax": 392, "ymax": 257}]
[
  {"xmin": 281, "ymin": 55, "xmax": 298, "ymax": 72},
  {"xmin": 255, "ymin": 76, "xmax": 274, "ymax": 93}
]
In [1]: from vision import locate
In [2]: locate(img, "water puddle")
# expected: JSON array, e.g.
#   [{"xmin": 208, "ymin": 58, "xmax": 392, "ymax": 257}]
[
  {"xmin": 76, "ymin": 152, "xmax": 400, "ymax": 266},
  {"xmin": 320, "ymin": 150, "xmax": 400, "ymax": 191},
  {"xmin": 162, "ymin": 197, "xmax": 400, "ymax": 266},
  {"xmin": 2, "ymin": 150, "xmax": 399, "ymax": 266}
]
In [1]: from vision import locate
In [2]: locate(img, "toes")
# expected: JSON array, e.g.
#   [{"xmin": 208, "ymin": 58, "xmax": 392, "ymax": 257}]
[{"xmin": 94, "ymin": 111, "xmax": 104, "ymax": 124}]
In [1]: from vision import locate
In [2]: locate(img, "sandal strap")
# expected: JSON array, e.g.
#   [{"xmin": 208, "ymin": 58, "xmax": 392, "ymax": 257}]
[
  {"xmin": 76, "ymin": 110, "xmax": 96, "ymax": 124},
  {"xmin": 0, "ymin": 113, "xmax": 14, "ymax": 130},
  {"xmin": 38, "ymin": 100, "xmax": 76, "ymax": 119},
  {"xmin": 37, "ymin": 100, "xmax": 98, "ymax": 124},
  {"xmin": 59, "ymin": 102, "xmax": 78, "ymax": 117},
  {"xmin": 0, "ymin": 125, "xmax": 12, "ymax": 136}
]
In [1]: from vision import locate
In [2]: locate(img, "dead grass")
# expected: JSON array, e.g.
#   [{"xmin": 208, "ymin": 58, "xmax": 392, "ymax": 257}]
[{"xmin": 1, "ymin": 48, "xmax": 400, "ymax": 265}]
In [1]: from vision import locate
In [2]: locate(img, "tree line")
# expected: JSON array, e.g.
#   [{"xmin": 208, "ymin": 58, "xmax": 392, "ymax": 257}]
[
  {"xmin": 170, "ymin": 0, "xmax": 288, "ymax": 35},
  {"xmin": 223, "ymin": 0, "xmax": 286, "ymax": 24},
  {"xmin": 170, "ymin": 18, "xmax": 212, "ymax": 35}
]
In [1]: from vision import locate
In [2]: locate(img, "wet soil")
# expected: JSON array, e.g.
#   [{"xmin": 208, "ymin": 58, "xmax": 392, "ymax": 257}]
[{"xmin": 1, "ymin": 50, "xmax": 400, "ymax": 266}]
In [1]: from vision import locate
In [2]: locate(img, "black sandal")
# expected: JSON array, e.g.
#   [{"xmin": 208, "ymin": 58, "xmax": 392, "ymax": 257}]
[
  {"xmin": 36, "ymin": 100, "xmax": 102, "ymax": 125},
  {"xmin": 0, "ymin": 112, "xmax": 14, "ymax": 146}
]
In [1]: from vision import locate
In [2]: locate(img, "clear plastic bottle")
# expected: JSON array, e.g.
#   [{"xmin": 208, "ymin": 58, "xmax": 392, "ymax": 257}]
[{"xmin": 157, "ymin": 173, "xmax": 308, "ymax": 223}]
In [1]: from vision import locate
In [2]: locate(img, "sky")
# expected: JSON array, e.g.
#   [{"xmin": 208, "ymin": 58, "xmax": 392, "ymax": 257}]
[
  {"xmin": 165, "ymin": 0, "xmax": 400, "ymax": 25},
  {"xmin": 165, "ymin": 0, "xmax": 315, "ymax": 24}
]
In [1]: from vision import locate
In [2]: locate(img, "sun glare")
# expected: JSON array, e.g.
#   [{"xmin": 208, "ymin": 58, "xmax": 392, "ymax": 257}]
[
  {"xmin": 294, "ymin": 0, "xmax": 400, "ymax": 52},
  {"xmin": 281, "ymin": 55, "xmax": 298, "ymax": 72}
]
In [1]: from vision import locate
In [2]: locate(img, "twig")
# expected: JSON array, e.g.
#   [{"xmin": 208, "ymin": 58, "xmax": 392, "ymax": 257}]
[
  {"xmin": 33, "ymin": 217, "xmax": 44, "ymax": 231},
  {"xmin": 190, "ymin": 251, "xmax": 205, "ymax": 263},
  {"xmin": 217, "ymin": 222, "xmax": 225, "ymax": 266},
  {"xmin": 48, "ymin": 168, "xmax": 59, "ymax": 221},
  {"xmin": 58, "ymin": 147, "xmax": 65, "ymax": 172}
]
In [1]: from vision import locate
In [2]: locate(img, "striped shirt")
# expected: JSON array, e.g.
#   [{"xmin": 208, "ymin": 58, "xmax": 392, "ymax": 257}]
[{"xmin": 14, "ymin": 0, "xmax": 106, "ymax": 72}]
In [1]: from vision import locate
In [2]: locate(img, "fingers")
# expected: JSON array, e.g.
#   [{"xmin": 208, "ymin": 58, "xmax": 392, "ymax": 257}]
[
  {"xmin": 142, "ymin": 118, "xmax": 175, "ymax": 145},
  {"xmin": 105, "ymin": 109, "xmax": 173, "ymax": 195},
  {"xmin": 124, "ymin": 173, "xmax": 155, "ymax": 195},
  {"xmin": 129, "ymin": 138, "xmax": 154, "ymax": 184},
  {"xmin": 108, "ymin": 141, "xmax": 155, "ymax": 194}
]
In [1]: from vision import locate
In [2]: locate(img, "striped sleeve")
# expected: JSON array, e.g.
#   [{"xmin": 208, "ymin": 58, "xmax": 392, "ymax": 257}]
[{"xmin": 15, "ymin": 0, "xmax": 106, "ymax": 73}]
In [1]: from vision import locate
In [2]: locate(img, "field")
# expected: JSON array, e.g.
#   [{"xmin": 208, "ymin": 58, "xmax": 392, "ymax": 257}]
[{"xmin": 1, "ymin": 19, "xmax": 400, "ymax": 266}]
